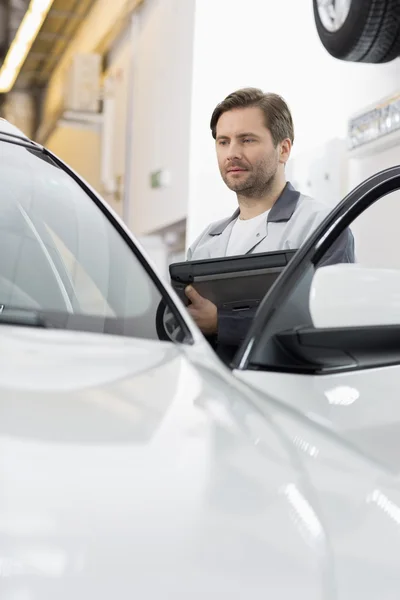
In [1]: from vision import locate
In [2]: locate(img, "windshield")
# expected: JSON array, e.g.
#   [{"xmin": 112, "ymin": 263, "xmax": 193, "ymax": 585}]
[{"xmin": 0, "ymin": 137, "xmax": 189, "ymax": 342}]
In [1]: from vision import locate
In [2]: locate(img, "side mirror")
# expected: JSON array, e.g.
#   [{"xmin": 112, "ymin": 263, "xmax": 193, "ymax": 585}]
[
  {"xmin": 271, "ymin": 264, "xmax": 400, "ymax": 373},
  {"xmin": 309, "ymin": 264, "xmax": 400, "ymax": 328},
  {"xmin": 155, "ymin": 299, "xmax": 186, "ymax": 343}
]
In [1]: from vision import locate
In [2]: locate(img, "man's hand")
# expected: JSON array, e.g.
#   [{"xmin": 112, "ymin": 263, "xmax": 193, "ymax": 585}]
[{"xmin": 185, "ymin": 286, "xmax": 217, "ymax": 336}]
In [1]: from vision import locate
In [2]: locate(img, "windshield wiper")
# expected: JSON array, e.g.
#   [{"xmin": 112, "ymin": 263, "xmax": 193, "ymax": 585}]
[{"xmin": 0, "ymin": 307, "xmax": 52, "ymax": 328}]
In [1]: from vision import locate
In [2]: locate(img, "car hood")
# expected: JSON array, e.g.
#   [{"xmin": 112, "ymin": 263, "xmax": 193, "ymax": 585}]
[{"xmin": 0, "ymin": 326, "xmax": 339, "ymax": 598}]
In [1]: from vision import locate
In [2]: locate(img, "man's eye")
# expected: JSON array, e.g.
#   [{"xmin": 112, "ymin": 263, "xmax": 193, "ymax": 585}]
[
  {"xmin": 243, "ymin": 138, "xmax": 254, "ymax": 143},
  {"xmin": 218, "ymin": 140, "xmax": 227, "ymax": 146}
]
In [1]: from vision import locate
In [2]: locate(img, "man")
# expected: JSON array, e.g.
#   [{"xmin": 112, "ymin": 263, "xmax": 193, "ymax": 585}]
[{"xmin": 185, "ymin": 87, "xmax": 354, "ymax": 359}]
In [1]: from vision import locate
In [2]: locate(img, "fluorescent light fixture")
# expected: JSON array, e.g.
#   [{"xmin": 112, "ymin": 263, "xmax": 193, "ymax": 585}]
[{"xmin": 0, "ymin": 0, "xmax": 55, "ymax": 93}]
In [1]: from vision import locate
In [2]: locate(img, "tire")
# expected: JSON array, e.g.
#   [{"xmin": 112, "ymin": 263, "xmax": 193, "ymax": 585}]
[{"xmin": 313, "ymin": 0, "xmax": 400, "ymax": 63}]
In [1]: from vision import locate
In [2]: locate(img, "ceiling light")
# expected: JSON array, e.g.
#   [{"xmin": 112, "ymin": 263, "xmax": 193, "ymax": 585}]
[{"xmin": 0, "ymin": 0, "xmax": 55, "ymax": 93}]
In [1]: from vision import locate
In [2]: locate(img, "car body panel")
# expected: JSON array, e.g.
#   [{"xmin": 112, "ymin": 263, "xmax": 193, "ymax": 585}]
[
  {"xmin": 1, "ymin": 325, "xmax": 330, "ymax": 599},
  {"xmin": 2, "ymin": 119, "xmax": 400, "ymax": 598},
  {"xmin": 270, "ymin": 403, "xmax": 400, "ymax": 600},
  {"xmin": 235, "ymin": 367, "xmax": 400, "ymax": 472},
  {"xmin": 2, "ymin": 325, "xmax": 400, "ymax": 598}
]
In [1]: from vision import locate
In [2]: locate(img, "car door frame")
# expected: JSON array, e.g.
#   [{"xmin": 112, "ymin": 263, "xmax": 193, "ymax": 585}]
[{"xmin": 232, "ymin": 164, "xmax": 400, "ymax": 371}]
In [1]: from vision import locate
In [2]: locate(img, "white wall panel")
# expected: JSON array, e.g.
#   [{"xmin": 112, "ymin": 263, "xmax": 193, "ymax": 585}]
[{"xmin": 186, "ymin": 0, "xmax": 400, "ymax": 246}]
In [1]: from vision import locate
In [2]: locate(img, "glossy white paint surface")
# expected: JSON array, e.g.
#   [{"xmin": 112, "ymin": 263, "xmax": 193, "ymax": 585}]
[
  {"xmin": 236, "ymin": 362, "xmax": 400, "ymax": 462},
  {"xmin": 1, "ymin": 325, "xmax": 326, "ymax": 599},
  {"xmin": 310, "ymin": 264, "xmax": 400, "ymax": 328},
  {"xmin": 2, "ymin": 324, "xmax": 400, "ymax": 599},
  {"xmin": 236, "ymin": 365, "xmax": 400, "ymax": 597}
]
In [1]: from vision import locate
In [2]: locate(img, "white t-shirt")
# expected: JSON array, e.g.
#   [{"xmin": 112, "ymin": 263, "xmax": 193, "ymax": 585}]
[{"xmin": 226, "ymin": 209, "xmax": 270, "ymax": 256}]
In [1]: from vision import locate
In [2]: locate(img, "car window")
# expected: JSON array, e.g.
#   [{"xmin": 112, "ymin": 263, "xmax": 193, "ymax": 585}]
[
  {"xmin": 242, "ymin": 185, "xmax": 400, "ymax": 371},
  {"xmin": 350, "ymin": 191, "xmax": 400, "ymax": 270},
  {"xmin": 0, "ymin": 139, "xmax": 190, "ymax": 343},
  {"xmin": 43, "ymin": 225, "xmax": 116, "ymax": 316}
]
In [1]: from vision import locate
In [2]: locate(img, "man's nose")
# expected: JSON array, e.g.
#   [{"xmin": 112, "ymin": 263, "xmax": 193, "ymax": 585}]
[{"xmin": 227, "ymin": 141, "xmax": 242, "ymax": 160}]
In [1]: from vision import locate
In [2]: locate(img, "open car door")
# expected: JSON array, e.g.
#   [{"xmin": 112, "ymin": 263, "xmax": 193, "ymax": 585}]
[{"xmin": 233, "ymin": 165, "xmax": 400, "ymax": 471}]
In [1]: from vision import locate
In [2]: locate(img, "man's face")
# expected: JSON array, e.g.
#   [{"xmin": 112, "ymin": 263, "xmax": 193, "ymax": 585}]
[{"xmin": 215, "ymin": 107, "xmax": 285, "ymax": 197}]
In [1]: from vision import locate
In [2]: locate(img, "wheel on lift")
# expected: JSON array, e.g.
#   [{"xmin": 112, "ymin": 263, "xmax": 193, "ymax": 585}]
[{"xmin": 313, "ymin": 0, "xmax": 400, "ymax": 63}]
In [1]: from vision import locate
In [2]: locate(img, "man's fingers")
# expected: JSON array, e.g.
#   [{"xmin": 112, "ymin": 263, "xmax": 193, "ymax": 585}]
[{"xmin": 185, "ymin": 285, "xmax": 202, "ymax": 305}]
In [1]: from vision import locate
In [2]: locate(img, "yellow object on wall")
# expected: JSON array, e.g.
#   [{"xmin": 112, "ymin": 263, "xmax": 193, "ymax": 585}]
[{"xmin": 47, "ymin": 126, "xmax": 102, "ymax": 193}]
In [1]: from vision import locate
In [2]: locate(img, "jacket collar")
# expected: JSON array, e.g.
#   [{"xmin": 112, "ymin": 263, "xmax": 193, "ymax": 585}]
[{"xmin": 209, "ymin": 182, "xmax": 300, "ymax": 236}]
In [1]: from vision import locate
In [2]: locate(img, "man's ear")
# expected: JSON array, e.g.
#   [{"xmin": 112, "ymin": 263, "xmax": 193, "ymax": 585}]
[{"xmin": 279, "ymin": 138, "xmax": 292, "ymax": 165}]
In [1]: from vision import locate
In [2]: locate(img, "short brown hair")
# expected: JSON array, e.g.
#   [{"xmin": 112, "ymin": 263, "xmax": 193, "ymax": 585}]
[{"xmin": 210, "ymin": 87, "xmax": 294, "ymax": 146}]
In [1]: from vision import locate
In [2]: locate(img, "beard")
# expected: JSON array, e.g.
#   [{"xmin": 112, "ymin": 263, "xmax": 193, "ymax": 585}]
[{"xmin": 222, "ymin": 156, "xmax": 279, "ymax": 198}]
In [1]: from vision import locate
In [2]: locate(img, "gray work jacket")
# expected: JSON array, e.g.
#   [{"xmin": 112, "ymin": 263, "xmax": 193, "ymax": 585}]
[{"xmin": 188, "ymin": 182, "xmax": 354, "ymax": 263}]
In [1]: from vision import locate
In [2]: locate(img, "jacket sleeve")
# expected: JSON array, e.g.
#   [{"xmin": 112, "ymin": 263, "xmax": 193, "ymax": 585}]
[
  {"xmin": 318, "ymin": 227, "xmax": 355, "ymax": 266},
  {"xmin": 300, "ymin": 206, "xmax": 356, "ymax": 266},
  {"xmin": 186, "ymin": 224, "xmax": 212, "ymax": 261}
]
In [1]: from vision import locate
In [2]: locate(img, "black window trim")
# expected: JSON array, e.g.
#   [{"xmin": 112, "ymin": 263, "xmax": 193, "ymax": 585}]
[
  {"xmin": 0, "ymin": 132, "xmax": 40, "ymax": 149},
  {"xmin": 233, "ymin": 164, "xmax": 400, "ymax": 370}
]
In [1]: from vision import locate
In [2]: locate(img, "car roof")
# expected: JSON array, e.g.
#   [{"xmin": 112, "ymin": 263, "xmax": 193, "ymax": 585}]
[{"xmin": 0, "ymin": 118, "xmax": 29, "ymax": 140}]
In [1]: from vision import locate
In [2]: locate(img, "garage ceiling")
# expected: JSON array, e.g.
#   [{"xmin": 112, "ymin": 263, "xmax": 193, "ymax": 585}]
[{"xmin": 2, "ymin": 0, "xmax": 98, "ymax": 92}]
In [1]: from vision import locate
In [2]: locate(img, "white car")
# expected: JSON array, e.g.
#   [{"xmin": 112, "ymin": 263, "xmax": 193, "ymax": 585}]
[{"xmin": 1, "ymin": 117, "xmax": 400, "ymax": 600}]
